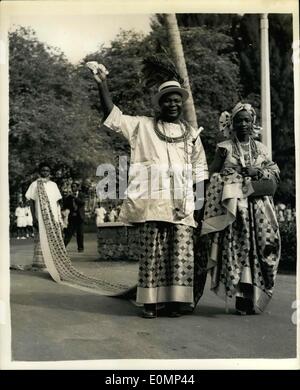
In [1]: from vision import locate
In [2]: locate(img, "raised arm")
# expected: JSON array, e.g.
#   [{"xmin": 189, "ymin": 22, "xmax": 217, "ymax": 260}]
[
  {"xmin": 97, "ymin": 80, "xmax": 114, "ymax": 119},
  {"xmin": 86, "ymin": 62, "xmax": 113, "ymax": 119}
]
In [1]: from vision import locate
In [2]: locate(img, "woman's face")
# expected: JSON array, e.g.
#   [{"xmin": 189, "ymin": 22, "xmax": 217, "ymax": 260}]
[
  {"xmin": 159, "ymin": 92, "xmax": 183, "ymax": 122},
  {"xmin": 233, "ymin": 110, "xmax": 253, "ymax": 138}
]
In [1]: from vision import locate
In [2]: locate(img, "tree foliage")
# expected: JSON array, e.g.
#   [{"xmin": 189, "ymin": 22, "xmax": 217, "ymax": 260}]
[
  {"xmin": 9, "ymin": 14, "xmax": 295, "ymax": 206},
  {"xmin": 176, "ymin": 13, "xmax": 295, "ymax": 204},
  {"xmin": 9, "ymin": 27, "xmax": 112, "ymax": 199},
  {"xmin": 231, "ymin": 14, "xmax": 294, "ymax": 204},
  {"xmin": 82, "ymin": 22, "xmax": 242, "ymax": 164}
]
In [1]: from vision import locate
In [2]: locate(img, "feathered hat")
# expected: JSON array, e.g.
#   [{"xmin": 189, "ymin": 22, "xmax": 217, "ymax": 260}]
[{"xmin": 141, "ymin": 55, "xmax": 189, "ymax": 107}]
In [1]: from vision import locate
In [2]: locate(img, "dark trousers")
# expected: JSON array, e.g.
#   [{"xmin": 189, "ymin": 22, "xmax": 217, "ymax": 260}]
[{"xmin": 64, "ymin": 216, "xmax": 84, "ymax": 251}]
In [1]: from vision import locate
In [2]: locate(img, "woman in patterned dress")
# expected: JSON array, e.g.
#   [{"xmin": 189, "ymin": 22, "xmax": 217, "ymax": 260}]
[{"xmin": 201, "ymin": 103, "xmax": 281, "ymax": 315}]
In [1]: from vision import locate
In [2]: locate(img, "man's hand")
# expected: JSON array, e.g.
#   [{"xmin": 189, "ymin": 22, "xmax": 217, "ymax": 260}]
[
  {"xmin": 85, "ymin": 61, "xmax": 114, "ymax": 119},
  {"xmin": 86, "ymin": 61, "xmax": 109, "ymax": 84},
  {"xmin": 194, "ymin": 208, "xmax": 204, "ymax": 224},
  {"xmin": 33, "ymin": 217, "xmax": 39, "ymax": 231}
]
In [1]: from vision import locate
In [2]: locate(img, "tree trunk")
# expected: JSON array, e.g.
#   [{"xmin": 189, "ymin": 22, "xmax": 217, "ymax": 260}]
[
  {"xmin": 164, "ymin": 13, "xmax": 198, "ymax": 128},
  {"xmin": 260, "ymin": 14, "xmax": 272, "ymax": 157}
]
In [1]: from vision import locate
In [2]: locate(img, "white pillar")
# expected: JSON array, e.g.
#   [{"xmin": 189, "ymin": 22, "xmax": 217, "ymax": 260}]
[{"xmin": 260, "ymin": 13, "xmax": 272, "ymax": 157}]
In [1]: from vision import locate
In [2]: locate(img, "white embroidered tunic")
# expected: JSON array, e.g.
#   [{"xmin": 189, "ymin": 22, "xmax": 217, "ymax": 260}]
[
  {"xmin": 25, "ymin": 180, "xmax": 62, "ymax": 223},
  {"xmin": 103, "ymin": 105, "xmax": 209, "ymax": 227}
]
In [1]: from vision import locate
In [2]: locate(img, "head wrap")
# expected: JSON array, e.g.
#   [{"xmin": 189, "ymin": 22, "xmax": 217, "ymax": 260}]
[{"xmin": 219, "ymin": 102, "xmax": 261, "ymax": 139}]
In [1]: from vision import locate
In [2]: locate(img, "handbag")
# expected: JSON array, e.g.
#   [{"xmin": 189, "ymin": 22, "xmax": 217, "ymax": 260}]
[{"xmin": 249, "ymin": 178, "xmax": 277, "ymax": 197}]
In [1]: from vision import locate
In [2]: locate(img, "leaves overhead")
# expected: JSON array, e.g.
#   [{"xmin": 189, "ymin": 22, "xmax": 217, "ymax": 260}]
[
  {"xmin": 9, "ymin": 15, "xmax": 295, "ymax": 206},
  {"xmin": 141, "ymin": 55, "xmax": 183, "ymax": 87}
]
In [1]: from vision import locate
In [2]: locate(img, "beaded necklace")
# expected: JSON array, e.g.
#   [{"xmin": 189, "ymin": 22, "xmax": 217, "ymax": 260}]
[
  {"xmin": 154, "ymin": 118, "xmax": 191, "ymax": 143},
  {"xmin": 156, "ymin": 119, "xmax": 190, "ymax": 220},
  {"xmin": 234, "ymin": 136, "xmax": 255, "ymax": 167},
  {"xmin": 234, "ymin": 136, "xmax": 256, "ymax": 194}
]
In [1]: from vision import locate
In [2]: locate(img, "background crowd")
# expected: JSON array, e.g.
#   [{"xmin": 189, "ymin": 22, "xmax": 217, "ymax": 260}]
[{"xmin": 11, "ymin": 177, "xmax": 122, "ymax": 238}]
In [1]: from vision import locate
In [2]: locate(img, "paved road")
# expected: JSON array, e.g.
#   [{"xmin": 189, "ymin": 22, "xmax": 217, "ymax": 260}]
[{"xmin": 8, "ymin": 234, "xmax": 297, "ymax": 363}]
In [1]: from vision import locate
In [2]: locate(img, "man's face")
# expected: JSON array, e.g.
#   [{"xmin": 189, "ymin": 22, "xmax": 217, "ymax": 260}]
[
  {"xmin": 159, "ymin": 92, "xmax": 183, "ymax": 122},
  {"xmin": 40, "ymin": 166, "xmax": 51, "ymax": 178},
  {"xmin": 71, "ymin": 184, "xmax": 78, "ymax": 193}
]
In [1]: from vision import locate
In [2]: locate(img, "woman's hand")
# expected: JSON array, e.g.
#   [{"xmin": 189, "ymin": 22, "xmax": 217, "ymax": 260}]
[
  {"xmin": 241, "ymin": 167, "xmax": 259, "ymax": 177},
  {"xmin": 33, "ymin": 217, "xmax": 39, "ymax": 231}
]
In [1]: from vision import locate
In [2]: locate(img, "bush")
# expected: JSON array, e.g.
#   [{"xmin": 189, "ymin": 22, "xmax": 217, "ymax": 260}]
[{"xmin": 278, "ymin": 219, "xmax": 297, "ymax": 273}]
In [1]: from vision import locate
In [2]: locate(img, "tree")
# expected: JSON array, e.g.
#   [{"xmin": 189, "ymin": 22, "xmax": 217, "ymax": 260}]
[
  {"xmin": 164, "ymin": 14, "xmax": 198, "ymax": 128},
  {"xmin": 176, "ymin": 14, "xmax": 295, "ymax": 204},
  {"xmin": 231, "ymin": 14, "xmax": 295, "ymax": 204},
  {"xmin": 9, "ymin": 27, "xmax": 110, "ymax": 204},
  {"xmin": 177, "ymin": 25, "xmax": 242, "ymax": 162},
  {"xmin": 83, "ymin": 21, "xmax": 242, "ymax": 165}
]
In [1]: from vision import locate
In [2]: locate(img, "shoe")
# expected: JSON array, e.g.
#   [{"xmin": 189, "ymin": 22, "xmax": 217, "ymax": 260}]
[
  {"xmin": 166, "ymin": 302, "xmax": 181, "ymax": 317},
  {"xmin": 78, "ymin": 249, "xmax": 84, "ymax": 252},
  {"xmin": 180, "ymin": 307, "xmax": 194, "ymax": 315},
  {"xmin": 235, "ymin": 309, "xmax": 247, "ymax": 316},
  {"xmin": 235, "ymin": 297, "xmax": 255, "ymax": 315},
  {"xmin": 21, "ymin": 237, "xmax": 26, "ymax": 240},
  {"xmin": 31, "ymin": 266, "xmax": 48, "ymax": 273},
  {"xmin": 142, "ymin": 309, "xmax": 156, "ymax": 319},
  {"xmin": 235, "ymin": 309, "xmax": 256, "ymax": 316},
  {"xmin": 168, "ymin": 311, "xmax": 182, "ymax": 318},
  {"xmin": 17, "ymin": 237, "xmax": 20, "ymax": 240},
  {"xmin": 142, "ymin": 303, "xmax": 157, "ymax": 319}
]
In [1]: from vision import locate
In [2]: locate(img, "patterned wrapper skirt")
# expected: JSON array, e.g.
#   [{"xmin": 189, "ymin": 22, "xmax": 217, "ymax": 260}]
[
  {"xmin": 136, "ymin": 222, "xmax": 195, "ymax": 304},
  {"xmin": 203, "ymin": 172, "xmax": 281, "ymax": 312},
  {"xmin": 32, "ymin": 235, "xmax": 46, "ymax": 268}
]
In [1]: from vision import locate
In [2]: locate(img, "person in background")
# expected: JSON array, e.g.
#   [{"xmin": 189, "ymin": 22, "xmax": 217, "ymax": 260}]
[
  {"xmin": 25, "ymin": 162, "xmax": 63, "ymax": 269},
  {"xmin": 15, "ymin": 201, "xmax": 27, "ymax": 239},
  {"xmin": 95, "ymin": 202, "xmax": 107, "ymax": 226},
  {"xmin": 285, "ymin": 208, "xmax": 291, "ymax": 222},
  {"xmin": 61, "ymin": 207, "xmax": 70, "ymax": 231},
  {"xmin": 116, "ymin": 205, "xmax": 122, "ymax": 217},
  {"xmin": 277, "ymin": 203, "xmax": 286, "ymax": 222},
  {"xmin": 63, "ymin": 182, "xmax": 85, "ymax": 252},
  {"xmin": 108, "ymin": 206, "xmax": 118, "ymax": 222},
  {"xmin": 24, "ymin": 200, "xmax": 34, "ymax": 238}
]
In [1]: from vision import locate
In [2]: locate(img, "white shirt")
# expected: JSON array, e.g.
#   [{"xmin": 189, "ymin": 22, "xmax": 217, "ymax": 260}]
[
  {"xmin": 25, "ymin": 179, "xmax": 62, "ymax": 222},
  {"xmin": 103, "ymin": 105, "xmax": 209, "ymax": 227},
  {"xmin": 15, "ymin": 207, "xmax": 27, "ymax": 227},
  {"xmin": 108, "ymin": 209, "xmax": 118, "ymax": 222},
  {"xmin": 95, "ymin": 207, "xmax": 107, "ymax": 225},
  {"xmin": 15, "ymin": 207, "xmax": 26, "ymax": 218}
]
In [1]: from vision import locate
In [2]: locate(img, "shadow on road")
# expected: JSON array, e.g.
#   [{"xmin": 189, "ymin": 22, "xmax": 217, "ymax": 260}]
[{"xmin": 11, "ymin": 291, "xmax": 139, "ymax": 317}]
